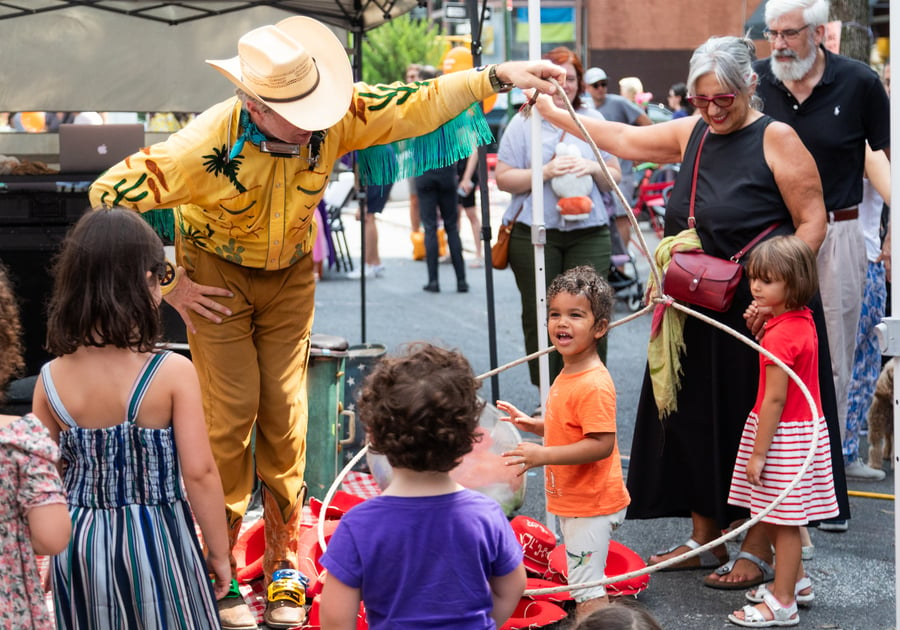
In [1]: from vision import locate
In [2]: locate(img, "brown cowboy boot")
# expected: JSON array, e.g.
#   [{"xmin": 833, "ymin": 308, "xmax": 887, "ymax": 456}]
[
  {"xmin": 217, "ymin": 518, "xmax": 258, "ymax": 630},
  {"xmin": 262, "ymin": 484, "xmax": 308, "ymax": 629}
]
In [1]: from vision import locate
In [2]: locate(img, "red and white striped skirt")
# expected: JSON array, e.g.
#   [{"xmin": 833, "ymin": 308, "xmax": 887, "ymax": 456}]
[{"xmin": 728, "ymin": 412, "xmax": 840, "ymax": 526}]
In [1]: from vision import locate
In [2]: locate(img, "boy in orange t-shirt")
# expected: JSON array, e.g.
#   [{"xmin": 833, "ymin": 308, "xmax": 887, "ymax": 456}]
[{"xmin": 499, "ymin": 265, "xmax": 629, "ymax": 620}]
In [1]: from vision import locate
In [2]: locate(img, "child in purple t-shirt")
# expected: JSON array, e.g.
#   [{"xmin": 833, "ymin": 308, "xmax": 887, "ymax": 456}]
[{"xmin": 319, "ymin": 343, "xmax": 526, "ymax": 629}]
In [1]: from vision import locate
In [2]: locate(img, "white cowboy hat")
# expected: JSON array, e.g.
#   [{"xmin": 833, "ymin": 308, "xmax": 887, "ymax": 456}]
[{"xmin": 206, "ymin": 16, "xmax": 353, "ymax": 131}]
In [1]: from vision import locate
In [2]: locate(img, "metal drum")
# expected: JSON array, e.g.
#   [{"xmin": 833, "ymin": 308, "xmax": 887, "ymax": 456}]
[
  {"xmin": 341, "ymin": 343, "xmax": 387, "ymax": 469},
  {"xmin": 306, "ymin": 333, "xmax": 351, "ymax": 500}
]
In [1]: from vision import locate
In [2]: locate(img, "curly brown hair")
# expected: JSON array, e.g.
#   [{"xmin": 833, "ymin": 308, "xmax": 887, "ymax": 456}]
[
  {"xmin": 358, "ymin": 342, "xmax": 484, "ymax": 473},
  {"xmin": 547, "ymin": 265, "xmax": 614, "ymax": 328},
  {"xmin": 45, "ymin": 208, "xmax": 166, "ymax": 355},
  {"xmin": 0, "ymin": 263, "xmax": 24, "ymax": 402}
]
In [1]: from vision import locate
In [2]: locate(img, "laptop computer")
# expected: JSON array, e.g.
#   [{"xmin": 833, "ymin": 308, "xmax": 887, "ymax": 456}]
[{"xmin": 58, "ymin": 123, "xmax": 145, "ymax": 174}]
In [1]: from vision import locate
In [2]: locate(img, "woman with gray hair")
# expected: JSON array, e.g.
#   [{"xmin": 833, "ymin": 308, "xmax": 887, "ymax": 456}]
[{"xmin": 534, "ymin": 33, "xmax": 848, "ymax": 613}]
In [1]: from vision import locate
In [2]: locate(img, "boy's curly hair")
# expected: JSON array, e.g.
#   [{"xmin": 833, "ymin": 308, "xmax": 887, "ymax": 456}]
[
  {"xmin": 0, "ymin": 264, "xmax": 24, "ymax": 402},
  {"xmin": 358, "ymin": 342, "xmax": 484, "ymax": 473},
  {"xmin": 547, "ymin": 265, "xmax": 614, "ymax": 326}
]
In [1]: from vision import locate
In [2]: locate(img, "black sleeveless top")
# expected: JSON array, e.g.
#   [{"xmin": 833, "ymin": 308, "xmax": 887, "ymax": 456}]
[{"xmin": 664, "ymin": 116, "xmax": 795, "ymax": 259}]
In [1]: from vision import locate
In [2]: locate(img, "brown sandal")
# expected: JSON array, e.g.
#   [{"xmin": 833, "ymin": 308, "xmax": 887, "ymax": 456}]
[{"xmin": 647, "ymin": 538, "xmax": 728, "ymax": 572}]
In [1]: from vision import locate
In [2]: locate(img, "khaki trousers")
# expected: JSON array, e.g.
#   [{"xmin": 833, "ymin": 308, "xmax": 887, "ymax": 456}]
[
  {"xmin": 817, "ymin": 218, "xmax": 866, "ymax": 442},
  {"xmin": 178, "ymin": 238, "xmax": 315, "ymax": 526}
]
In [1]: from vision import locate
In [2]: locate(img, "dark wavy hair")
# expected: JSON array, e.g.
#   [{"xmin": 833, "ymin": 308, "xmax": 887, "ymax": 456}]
[
  {"xmin": 547, "ymin": 265, "xmax": 614, "ymax": 328},
  {"xmin": 746, "ymin": 235, "xmax": 819, "ymax": 310},
  {"xmin": 0, "ymin": 264, "xmax": 24, "ymax": 402},
  {"xmin": 358, "ymin": 342, "xmax": 484, "ymax": 473},
  {"xmin": 45, "ymin": 207, "xmax": 166, "ymax": 355},
  {"xmin": 543, "ymin": 46, "xmax": 585, "ymax": 110}
]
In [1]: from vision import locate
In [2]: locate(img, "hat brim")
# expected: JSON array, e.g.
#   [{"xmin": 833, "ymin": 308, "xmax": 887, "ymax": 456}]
[
  {"xmin": 207, "ymin": 16, "xmax": 353, "ymax": 131},
  {"xmin": 501, "ymin": 598, "xmax": 568, "ymax": 630},
  {"xmin": 522, "ymin": 557, "xmax": 551, "ymax": 576}
]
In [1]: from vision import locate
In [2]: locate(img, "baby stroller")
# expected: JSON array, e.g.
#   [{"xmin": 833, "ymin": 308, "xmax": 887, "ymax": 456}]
[
  {"xmin": 604, "ymin": 191, "xmax": 644, "ymax": 312},
  {"xmin": 631, "ymin": 162, "xmax": 680, "ymax": 239},
  {"xmin": 609, "ymin": 245, "xmax": 644, "ymax": 312}
]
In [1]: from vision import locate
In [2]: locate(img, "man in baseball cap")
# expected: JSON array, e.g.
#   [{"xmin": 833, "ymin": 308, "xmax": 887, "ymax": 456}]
[{"xmin": 91, "ymin": 16, "xmax": 566, "ymax": 630}]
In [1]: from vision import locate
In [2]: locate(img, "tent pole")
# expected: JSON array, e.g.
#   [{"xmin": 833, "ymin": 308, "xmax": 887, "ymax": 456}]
[
  {"xmin": 468, "ymin": 0, "xmax": 500, "ymax": 403},
  {"xmin": 889, "ymin": 5, "xmax": 899, "ymax": 629},
  {"xmin": 352, "ymin": 27, "xmax": 368, "ymax": 344}
]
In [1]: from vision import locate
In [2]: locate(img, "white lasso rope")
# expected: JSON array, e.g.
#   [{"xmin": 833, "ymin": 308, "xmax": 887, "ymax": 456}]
[{"xmin": 318, "ymin": 80, "xmax": 822, "ymax": 601}]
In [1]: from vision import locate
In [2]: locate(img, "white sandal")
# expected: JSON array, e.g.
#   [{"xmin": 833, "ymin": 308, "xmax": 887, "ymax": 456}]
[
  {"xmin": 728, "ymin": 591, "xmax": 799, "ymax": 627},
  {"xmin": 745, "ymin": 576, "xmax": 814, "ymax": 607}
]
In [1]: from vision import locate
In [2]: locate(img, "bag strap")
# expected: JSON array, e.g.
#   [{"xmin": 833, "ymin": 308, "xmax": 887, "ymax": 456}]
[
  {"xmin": 508, "ymin": 204, "xmax": 525, "ymax": 224},
  {"xmin": 688, "ymin": 127, "xmax": 709, "ymax": 229},
  {"xmin": 688, "ymin": 124, "xmax": 781, "ymax": 261},
  {"xmin": 732, "ymin": 222, "xmax": 781, "ymax": 262}
]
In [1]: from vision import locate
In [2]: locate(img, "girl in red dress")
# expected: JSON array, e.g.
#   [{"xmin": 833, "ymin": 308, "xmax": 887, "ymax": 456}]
[{"xmin": 728, "ymin": 235, "xmax": 839, "ymax": 627}]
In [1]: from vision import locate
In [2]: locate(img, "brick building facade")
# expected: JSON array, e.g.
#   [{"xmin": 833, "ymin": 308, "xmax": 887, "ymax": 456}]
[{"xmin": 582, "ymin": 0, "xmax": 766, "ymax": 109}]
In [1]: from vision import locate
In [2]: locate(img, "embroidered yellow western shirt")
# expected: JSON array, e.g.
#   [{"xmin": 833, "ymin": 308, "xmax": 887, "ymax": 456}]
[{"xmin": 89, "ymin": 69, "xmax": 495, "ymax": 270}]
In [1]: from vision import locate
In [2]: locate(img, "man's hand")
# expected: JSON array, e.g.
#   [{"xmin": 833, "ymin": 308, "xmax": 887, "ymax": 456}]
[
  {"xmin": 164, "ymin": 266, "xmax": 233, "ymax": 334},
  {"xmin": 495, "ymin": 61, "xmax": 566, "ymax": 95}
]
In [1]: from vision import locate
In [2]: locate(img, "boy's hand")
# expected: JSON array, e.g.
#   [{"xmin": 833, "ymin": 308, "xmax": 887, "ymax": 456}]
[
  {"xmin": 496, "ymin": 400, "xmax": 544, "ymax": 436},
  {"xmin": 502, "ymin": 442, "xmax": 544, "ymax": 476}
]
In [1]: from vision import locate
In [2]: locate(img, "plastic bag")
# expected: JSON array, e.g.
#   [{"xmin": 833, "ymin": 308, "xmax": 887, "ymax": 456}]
[{"xmin": 367, "ymin": 399, "xmax": 527, "ymax": 516}]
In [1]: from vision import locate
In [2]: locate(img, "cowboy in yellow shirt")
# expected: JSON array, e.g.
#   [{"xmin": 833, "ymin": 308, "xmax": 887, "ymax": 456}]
[{"xmin": 90, "ymin": 16, "xmax": 565, "ymax": 630}]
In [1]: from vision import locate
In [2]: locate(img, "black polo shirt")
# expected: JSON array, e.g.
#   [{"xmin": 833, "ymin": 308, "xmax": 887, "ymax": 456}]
[{"xmin": 754, "ymin": 47, "xmax": 890, "ymax": 211}]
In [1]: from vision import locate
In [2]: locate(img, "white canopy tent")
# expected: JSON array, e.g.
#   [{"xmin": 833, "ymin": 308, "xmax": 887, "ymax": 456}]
[{"xmin": 0, "ymin": 0, "xmax": 420, "ymax": 113}]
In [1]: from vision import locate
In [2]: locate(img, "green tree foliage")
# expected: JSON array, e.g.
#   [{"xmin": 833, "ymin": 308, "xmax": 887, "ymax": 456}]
[{"xmin": 358, "ymin": 14, "xmax": 445, "ymax": 85}]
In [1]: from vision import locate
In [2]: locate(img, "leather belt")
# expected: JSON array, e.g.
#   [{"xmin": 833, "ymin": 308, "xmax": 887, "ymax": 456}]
[{"xmin": 828, "ymin": 207, "xmax": 858, "ymax": 223}]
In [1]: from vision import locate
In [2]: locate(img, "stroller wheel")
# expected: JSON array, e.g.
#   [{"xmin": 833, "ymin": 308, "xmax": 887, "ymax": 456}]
[{"xmin": 626, "ymin": 293, "xmax": 643, "ymax": 312}]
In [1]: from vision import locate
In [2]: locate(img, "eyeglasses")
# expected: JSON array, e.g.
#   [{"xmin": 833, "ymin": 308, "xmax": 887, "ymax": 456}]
[
  {"xmin": 591, "ymin": 81, "xmax": 608, "ymax": 89},
  {"xmin": 686, "ymin": 93, "xmax": 736, "ymax": 108},
  {"xmin": 762, "ymin": 24, "xmax": 810, "ymax": 42}
]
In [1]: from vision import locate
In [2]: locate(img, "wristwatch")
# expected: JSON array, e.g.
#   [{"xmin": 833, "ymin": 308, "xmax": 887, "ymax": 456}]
[{"xmin": 489, "ymin": 65, "xmax": 514, "ymax": 93}]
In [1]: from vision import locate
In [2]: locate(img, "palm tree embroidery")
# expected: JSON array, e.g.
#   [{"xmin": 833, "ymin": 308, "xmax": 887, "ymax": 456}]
[{"xmin": 204, "ymin": 145, "xmax": 247, "ymax": 193}]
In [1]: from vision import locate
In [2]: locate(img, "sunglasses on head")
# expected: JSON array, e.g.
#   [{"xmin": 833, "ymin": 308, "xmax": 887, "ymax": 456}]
[
  {"xmin": 591, "ymin": 81, "xmax": 608, "ymax": 89},
  {"xmin": 686, "ymin": 93, "xmax": 736, "ymax": 108}
]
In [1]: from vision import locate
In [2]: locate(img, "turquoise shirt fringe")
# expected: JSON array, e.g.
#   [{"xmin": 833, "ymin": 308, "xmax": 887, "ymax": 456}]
[{"xmin": 356, "ymin": 103, "xmax": 494, "ymax": 186}]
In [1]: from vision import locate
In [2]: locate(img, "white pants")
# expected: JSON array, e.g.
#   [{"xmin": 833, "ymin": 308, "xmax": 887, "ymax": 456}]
[
  {"xmin": 558, "ymin": 508, "xmax": 627, "ymax": 602},
  {"xmin": 816, "ymin": 218, "xmax": 866, "ymax": 441}
]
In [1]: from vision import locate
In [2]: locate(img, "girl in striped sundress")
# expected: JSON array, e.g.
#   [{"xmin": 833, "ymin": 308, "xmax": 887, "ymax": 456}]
[
  {"xmin": 32, "ymin": 208, "xmax": 232, "ymax": 629},
  {"xmin": 727, "ymin": 236, "xmax": 839, "ymax": 628}
]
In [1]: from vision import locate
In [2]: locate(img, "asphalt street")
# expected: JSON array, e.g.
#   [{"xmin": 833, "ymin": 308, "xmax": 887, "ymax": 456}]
[{"xmin": 313, "ymin": 181, "xmax": 897, "ymax": 630}]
